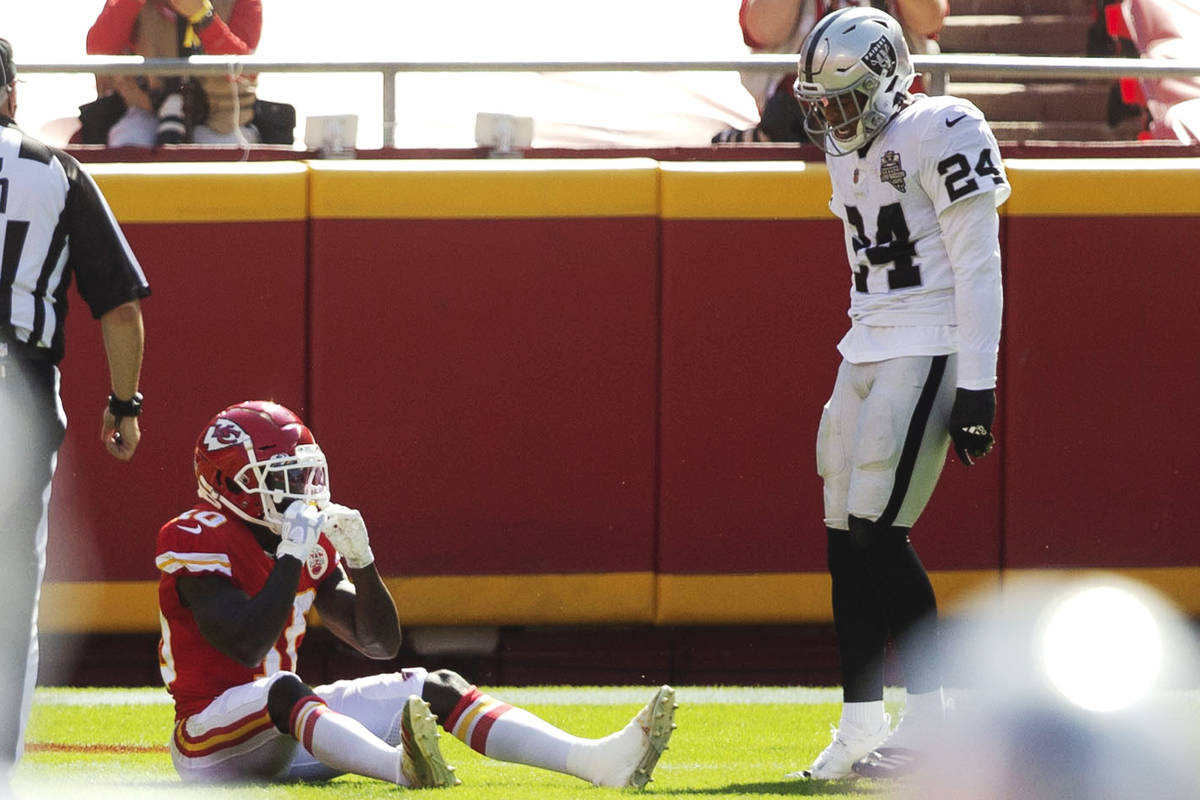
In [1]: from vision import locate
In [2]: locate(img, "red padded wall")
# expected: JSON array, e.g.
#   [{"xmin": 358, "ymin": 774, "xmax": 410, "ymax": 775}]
[
  {"xmin": 659, "ymin": 218, "xmax": 843, "ymax": 575},
  {"xmin": 1003, "ymin": 215, "xmax": 1200, "ymax": 568},
  {"xmin": 308, "ymin": 217, "xmax": 659, "ymax": 576},
  {"xmin": 47, "ymin": 221, "xmax": 309, "ymax": 581},
  {"xmin": 41, "ymin": 159, "xmax": 1200, "ymax": 626}
]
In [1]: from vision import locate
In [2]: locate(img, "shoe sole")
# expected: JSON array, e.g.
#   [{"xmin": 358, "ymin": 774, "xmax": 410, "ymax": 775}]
[
  {"xmin": 852, "ymin": 746, "xmax": 922, "ymax": 779},
  {"xmin": 626, "ymin": 685, "xmax": 677, "ymax": 790},
  {"xmin": 402, "ymin": 695, "xmax": 459, "ymax": 788}
]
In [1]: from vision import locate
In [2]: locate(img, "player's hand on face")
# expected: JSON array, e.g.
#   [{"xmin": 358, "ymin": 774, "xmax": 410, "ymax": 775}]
[
  {"xmin": 949, "ymin": 388, "xmax": 996, "ymax": 466},
  {"xmin": 276, "ymin": 502, "xmax": 325, "ymax": 562},
  {"xmin": 320, "ymin": 503, "xmax": 375, "ymax": 569}
]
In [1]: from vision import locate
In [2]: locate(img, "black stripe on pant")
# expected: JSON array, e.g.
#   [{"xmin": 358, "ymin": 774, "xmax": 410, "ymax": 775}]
[{"xmin": 876, "ymin": 355, "xmax": 948, "ymax": 529}]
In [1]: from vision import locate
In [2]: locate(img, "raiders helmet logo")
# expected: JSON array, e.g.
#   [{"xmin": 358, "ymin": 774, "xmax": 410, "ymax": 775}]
[
  {"xmin": 862, "ymin": 36, "xmax": 897, "ymax": 77},
  {"xmin": 203, "ymin": 418, "xmax": 251, "ymax": 451}
]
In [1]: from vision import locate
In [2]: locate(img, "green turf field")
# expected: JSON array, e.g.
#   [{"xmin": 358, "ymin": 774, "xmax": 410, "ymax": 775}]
[{"xmin": 16, "ymin": 686, "xmax": 908, "ymax": 799}]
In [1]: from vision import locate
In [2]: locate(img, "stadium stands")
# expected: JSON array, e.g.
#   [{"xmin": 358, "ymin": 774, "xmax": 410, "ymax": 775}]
[{"xmin": 938, "ymin": 0, "xmax": 1149, "ymax": 140}]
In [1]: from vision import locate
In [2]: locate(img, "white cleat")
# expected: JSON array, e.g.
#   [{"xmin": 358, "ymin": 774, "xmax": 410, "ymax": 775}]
[
  {"xmin": 852, "ymin": 708, "xmax": 940, "ymax": 779},
  {"xmin": 785, "ymin": 714, "xmax": 891, "ymax": 781},
  {"xmin": 590, "ymin": 685, "xmax": 678, "ymax": 789},
  {"xmin": 399, "ymin": 695, "xmax": 460, "ymax": 789}
]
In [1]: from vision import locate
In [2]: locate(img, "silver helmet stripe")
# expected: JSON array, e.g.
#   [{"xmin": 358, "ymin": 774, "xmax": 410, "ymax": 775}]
[{"xmin": 803, "ymin": 10, "xmax": 850, "ymax": 83}]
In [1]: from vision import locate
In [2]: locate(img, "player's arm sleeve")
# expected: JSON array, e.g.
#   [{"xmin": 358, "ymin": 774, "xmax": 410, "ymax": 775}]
[
  {"xmin": 160, "ymin": 522, "xmax": 303, "ymax": 669},
  {"xmin": 918, "ymin": 104, "xmax": 1011, "ymax": 217},
  {"xmin": 939, "ymin": 192, "xmax": 1003, "ymax": 390},
  {"xmin": 176, "ymin": 561, "xmax": 306, "ymax": 668},
  {"xmin": 314, "ymin": 544, "xmax": 402, "ymax": 660},
  {"xmin": 57, "ymin": 153, "xmax": 150, "ymax": 319}
]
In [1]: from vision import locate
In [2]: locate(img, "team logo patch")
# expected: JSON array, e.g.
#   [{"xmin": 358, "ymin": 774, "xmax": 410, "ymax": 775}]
[
  {"xmin": 852, "ymin": 167, "xmax": 861, "ymax": 184},
  {"xmin": 203, "ymin": 418, "xmax": 251, "ymax": 451},
  {"xmin": 862, "ymin": 36, "xmax": 897, "ymax": 77},
  {"xmin": 307, "ymin": 547, "xmax": 329, "ymax": 580},
  {"xmin": 880, "ymin": 150, "xmax": 907, "ymax": 192}
]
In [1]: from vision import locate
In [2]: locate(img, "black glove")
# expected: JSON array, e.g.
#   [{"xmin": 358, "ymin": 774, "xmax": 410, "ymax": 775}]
[{"xmin": 948, "ymin": 388, "xmax": 996, "ymax": 466}]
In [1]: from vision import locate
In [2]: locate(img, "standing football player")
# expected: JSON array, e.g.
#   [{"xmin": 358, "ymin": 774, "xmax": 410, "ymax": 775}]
[
  {"xmin": 786, "ymin": 6, "xmax": 1009, "ymax": 780},
  {"xmin": 158, "ymin": 400, "xmax": 676, "ymax": 788}
]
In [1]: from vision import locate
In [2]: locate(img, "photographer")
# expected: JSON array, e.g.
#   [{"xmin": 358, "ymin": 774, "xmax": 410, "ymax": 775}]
[{"xmin": 84, "ymin": 0, "xmax": 263, "ymax": 146}]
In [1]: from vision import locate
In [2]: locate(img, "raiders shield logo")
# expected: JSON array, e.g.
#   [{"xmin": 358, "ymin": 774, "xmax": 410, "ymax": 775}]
[
  {"xmin": 862, "ymin": 36, "xmax": 897, "ymax": 77},
  {"xmin": 880, "ymin": 150, "xmax": 907, "ymax": 192}
]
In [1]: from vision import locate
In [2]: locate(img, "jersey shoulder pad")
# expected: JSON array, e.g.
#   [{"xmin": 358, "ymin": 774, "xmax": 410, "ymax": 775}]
[
  {"xmin": 156, "ymin": 505, "xmax": 243, "ymax": 578},
  {"xmin": 911, "ymin": 95, "xmax": 996, "ymax": 150}
]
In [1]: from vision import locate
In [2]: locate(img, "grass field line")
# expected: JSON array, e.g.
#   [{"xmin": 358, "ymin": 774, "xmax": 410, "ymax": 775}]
[{"xmin": 32, "ymin": 685, "xmax": 909, "ymax": 706}]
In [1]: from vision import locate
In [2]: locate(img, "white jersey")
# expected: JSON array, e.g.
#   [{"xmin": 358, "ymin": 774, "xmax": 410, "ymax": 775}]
[{"xmin": 826, "ymin": 94, "xmax": 1010, "ymax": 381}]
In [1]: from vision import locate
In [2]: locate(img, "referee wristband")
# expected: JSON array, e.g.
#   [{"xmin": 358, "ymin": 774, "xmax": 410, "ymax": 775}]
[{"xmin": 108, "ymin": 392, "xmax": 144, "ymax": 419}]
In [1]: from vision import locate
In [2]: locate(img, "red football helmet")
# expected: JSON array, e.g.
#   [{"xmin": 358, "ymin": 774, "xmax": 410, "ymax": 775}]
[{"xmin": 194, "ymin": 401, "xmax": 331, "ymax": 533}]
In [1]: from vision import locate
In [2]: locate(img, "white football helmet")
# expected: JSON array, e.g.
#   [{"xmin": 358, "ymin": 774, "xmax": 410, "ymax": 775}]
[{"xmin": 793, "ymin": 7, "xmax": 915, "ymax": 156}]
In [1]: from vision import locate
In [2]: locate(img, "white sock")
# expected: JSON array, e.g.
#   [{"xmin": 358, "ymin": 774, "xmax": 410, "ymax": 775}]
[
  {"xmin": 841, "ymin": 700, "xmax": 886, "ymax": 733},
  {"xmin": 902, "ymin": 688, "xmax": 945, "ymax": 724},
  {"xmin": 447, "ymin": 688, "xmax": 577, "ymax": 774},
  {"xmin": 293, "ymin": 698, "xmax": 406, "ymax": 785},
  {"xmin": 479, "ymin": 707, "xmax": 577, "ymax": 772}
]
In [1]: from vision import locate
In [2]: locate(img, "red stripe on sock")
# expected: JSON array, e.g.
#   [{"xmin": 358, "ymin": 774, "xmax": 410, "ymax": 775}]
[
  {"xmin": 287, "ymin": 694, "xmax": 327, "ymax": 750},
  {"xmin": 469, "ymin": 702, "xmax": 512, "ymax": 753},
  {"xmin": 299, "ymin": 704, "xmax": 327, "ymax": 752},
  {"xmin": 444, "ymin": 686, "xmax": 482, "ymax": 732}
]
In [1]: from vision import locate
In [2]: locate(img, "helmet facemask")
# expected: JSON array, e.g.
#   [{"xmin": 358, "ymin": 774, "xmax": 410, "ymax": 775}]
[
  {"xmin": 795, "ymin": 73, "xmax": 888, "ymax": 155},
  {"xmin": 233, "ymin": 443, "xmax": 331, "ymax": 532}
]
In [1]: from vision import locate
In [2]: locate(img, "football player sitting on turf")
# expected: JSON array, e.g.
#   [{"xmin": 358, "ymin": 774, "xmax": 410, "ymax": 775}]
[{"xmin": 156, "ymin": 400, "xmax": 676, "ymax": 788}]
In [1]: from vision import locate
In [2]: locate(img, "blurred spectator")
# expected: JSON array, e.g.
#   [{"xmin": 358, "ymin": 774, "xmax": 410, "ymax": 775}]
[
  {"xmin": 713, "ymin": 0, "xmax": 947, "ymax": 143},
  {"xmin": 1123, "ymin": 0, "xmax": 1200, "ymax": 143},
  {"xmin": 83, "ymin": 0, "xmax": 265, "ymax": 146},
  {"xmin": 901, "ymin": 574, "xmax": 1200, "ymax": 799}
]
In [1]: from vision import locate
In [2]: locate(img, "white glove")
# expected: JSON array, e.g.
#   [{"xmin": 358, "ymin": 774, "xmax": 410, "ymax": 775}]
[
  {"xmin": 320, "ymin": 502, "xmax": 375, "ymax": 569},
  {"xmin": 277, "ymin": 502, "xmax": 325, "ymax": 562}
]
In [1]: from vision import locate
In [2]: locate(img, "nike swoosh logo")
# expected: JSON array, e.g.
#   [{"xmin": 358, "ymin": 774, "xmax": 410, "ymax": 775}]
[
  {"xmin": 177, "ymin": 524, "xmax": 202, "ymax": 534},
  {"xmin": 946, "ymin": 113, "xmax": 968, "ymax": 128}
]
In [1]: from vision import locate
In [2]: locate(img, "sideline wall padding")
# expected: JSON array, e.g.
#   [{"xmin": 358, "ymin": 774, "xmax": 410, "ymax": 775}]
[
  {"xmin": 1001, "ymin": 158, "xmax": 1200, "ymax": 568},
  {"xmin": 36, "ymin": 157, "xmax": 1200, "ymax": 632},
  {"xmin": 306, "ymin": 160, "xmax": 660, "ymax": 621},
  {"xmin": 658, "ymin": 163, "xmax": 844, "ymax": 582},
  {"xmin": 48, "ymin": 163, "xmax": 310, "ymax": 583}
]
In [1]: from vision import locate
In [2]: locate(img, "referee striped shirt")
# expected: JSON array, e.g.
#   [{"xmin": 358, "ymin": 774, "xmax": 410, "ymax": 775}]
[{"xmin": 0, "ymin": 115, "xmax": 149, "ymax": 364}]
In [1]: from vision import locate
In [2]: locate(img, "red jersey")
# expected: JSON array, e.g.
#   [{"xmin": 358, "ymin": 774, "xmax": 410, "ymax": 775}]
[{"xmin": 156, "ymin": 502, "xmax": 338, "ymax": 719}]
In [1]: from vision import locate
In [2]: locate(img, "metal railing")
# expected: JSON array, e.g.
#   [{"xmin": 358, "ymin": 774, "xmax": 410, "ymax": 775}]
[{"xmin": 20, "ymin": 54, "xmax": 1200, "ymax": 148}]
